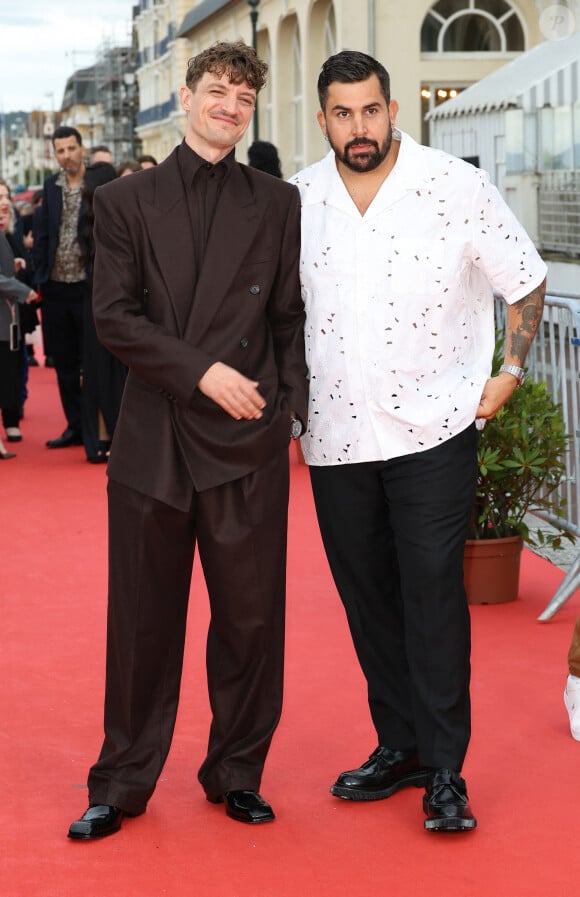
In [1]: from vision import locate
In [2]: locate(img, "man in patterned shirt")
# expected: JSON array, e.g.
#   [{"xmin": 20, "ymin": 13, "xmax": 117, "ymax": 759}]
[
  {"xmin": 290, "ymin": 50, "xmax": 547, "ymax": 832},
  {"xmin": 34, "ymin": 126, "xmax": 86, "ymax": 447}
]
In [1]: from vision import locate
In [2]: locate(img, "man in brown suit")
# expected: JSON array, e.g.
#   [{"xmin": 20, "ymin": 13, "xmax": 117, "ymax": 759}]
[{"xmin": 68, "ymin": 41, "xmax": 308, "ymax": 840}]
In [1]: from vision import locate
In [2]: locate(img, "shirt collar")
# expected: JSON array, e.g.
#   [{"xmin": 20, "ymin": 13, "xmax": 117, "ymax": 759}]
[
  {"xmin": 296, "ymin": 129, "xmax": 432, "ymax": 208},
  {"xmin": 177, "ymin": 139, "xmax": 235, "ymax": 183},
  {"xmin": 56, "ymin": 170, "xmax": 83, "ymax": 192}
]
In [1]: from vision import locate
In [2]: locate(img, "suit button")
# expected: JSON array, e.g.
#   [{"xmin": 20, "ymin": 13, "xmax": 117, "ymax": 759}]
[
  {"xmin": 240, "ymin": 338, "xmax": 249, "ymax": 348},
  {"xmin": 249, "ymin": 284, "xmax": 260, "ymax": 295}
]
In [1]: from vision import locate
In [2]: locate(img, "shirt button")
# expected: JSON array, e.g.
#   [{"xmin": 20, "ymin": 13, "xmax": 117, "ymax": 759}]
[
  {"xmin": 240, "ymin": 338, "xmax": 249, "ymax": 348},
  {"xmin": 249, "ymin": 284, "xmax": 260, "ymax": 295}
]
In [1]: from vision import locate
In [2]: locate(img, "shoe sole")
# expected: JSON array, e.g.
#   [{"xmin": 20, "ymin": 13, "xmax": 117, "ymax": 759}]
[
  {"xmin": 225, "ymin": 809, "xmax": 275, "ymax": 824},
  {"xmin": 424, "ymin": 817, "xmax": 477, "ymax": 832},
  {"xmin": 330, "ymin": 769, "xmax": 430, "ymax": 801}
]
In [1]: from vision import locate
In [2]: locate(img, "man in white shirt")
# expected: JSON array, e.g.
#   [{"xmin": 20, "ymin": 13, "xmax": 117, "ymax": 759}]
[{"xmin": 290, "ymin": 50, "xmax": 547, "ymax": 832}]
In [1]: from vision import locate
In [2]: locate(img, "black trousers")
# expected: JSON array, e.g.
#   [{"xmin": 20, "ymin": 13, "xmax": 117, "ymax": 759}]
[
  {"xmin": 41, "ymin": 280, "xmax": 85, "ymax": 432},
  {"xmin": 309, "ymin": 424, "xmax": 478, "ymax": 772},
  {"xmin": 87, "ymin": 449, "xmax": 289, "ymax": 815},
  {"xmin": 0, "ymin": 340, "xmax": 24, "ymax": 424}
]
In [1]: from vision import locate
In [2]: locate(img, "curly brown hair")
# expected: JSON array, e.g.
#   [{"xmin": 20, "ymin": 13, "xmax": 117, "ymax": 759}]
[{"xmin": 185, "ymin": 40, "xmax": 268, "ymax": 93}]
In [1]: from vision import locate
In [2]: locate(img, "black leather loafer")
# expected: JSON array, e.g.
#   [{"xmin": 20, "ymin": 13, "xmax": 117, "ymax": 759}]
[
  {"xmin": 331, "ymin": 746, "xmax": 430, "ymax": 800},
  {"xmin": 46, "ymin": 427, "xmax": 83, "ymax": 449},
  {"xmin": 208, "ymin": 790, "xmax": 275, "ymax": 824},
  {"xmin": 423, "ymin": 768, "xmax": 477, "ymax": 832},
  {"xmin": 68, "ymin": 804, "xmax": 135, "ymax": 840}
]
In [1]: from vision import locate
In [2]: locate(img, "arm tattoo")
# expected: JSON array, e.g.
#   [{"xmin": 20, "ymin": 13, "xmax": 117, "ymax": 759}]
[{"xmin": 507, "ymin": 279, "xmax": 545, "ymax": 364}]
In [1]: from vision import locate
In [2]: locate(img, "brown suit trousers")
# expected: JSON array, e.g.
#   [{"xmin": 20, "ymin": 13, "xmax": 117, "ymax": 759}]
[{"xmin": 87, "ymin": 448, "xmax": 289, "ymax": 814}]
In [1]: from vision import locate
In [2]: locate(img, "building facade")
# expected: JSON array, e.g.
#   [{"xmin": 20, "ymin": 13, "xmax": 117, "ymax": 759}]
[
  {"xmin": 429, "ymin": 28, "xmax": 580, "ymax": 288},
  {"xmin": 134, "ymin": 0, "xmax": 553, "ymax": 174},
  {"xmin": 60, "ymin": 42, "xmax": 140, "ymax": 162}
]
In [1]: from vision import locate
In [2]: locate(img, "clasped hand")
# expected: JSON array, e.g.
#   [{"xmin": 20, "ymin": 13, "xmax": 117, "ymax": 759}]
[{"xmin": 198, "ymin": 361, "xmax": 266, "ymax": 420}]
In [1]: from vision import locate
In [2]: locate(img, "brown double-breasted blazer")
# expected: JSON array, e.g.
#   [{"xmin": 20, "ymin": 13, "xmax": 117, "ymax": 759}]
[{"xmin": 92, "ymin": 146, "xmax": 308, "ymax": 510}]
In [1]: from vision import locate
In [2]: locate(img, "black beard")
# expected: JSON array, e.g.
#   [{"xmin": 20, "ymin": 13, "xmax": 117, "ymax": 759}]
[{"xmin": 332, "ymin": 134, "xmax": 392, "ymax": 173}]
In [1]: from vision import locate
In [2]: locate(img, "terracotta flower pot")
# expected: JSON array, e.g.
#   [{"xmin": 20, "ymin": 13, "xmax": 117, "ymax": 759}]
[{"xmin": 463, "ymin": 535, "xmax": 523, "ymax": 605}]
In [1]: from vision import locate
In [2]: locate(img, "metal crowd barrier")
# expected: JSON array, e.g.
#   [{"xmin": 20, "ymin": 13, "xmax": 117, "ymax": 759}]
[{"xmin": 496, "ymin": 292, "xmax": 580, "ymax": 620}]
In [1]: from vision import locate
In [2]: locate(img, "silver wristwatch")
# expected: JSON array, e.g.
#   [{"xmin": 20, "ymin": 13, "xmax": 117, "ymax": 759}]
[
  {"xmin": 499, "ymin": 364, "xmax": 526, "ymax": 386},
  {"xmin": 290, "ymin": 417, "xmax": 303, "ymax": 439}
]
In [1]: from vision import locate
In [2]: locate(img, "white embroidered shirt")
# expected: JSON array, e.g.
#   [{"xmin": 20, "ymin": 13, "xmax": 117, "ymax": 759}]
[{"xmin": 289, "ymin": 131, "xmax": 547, "ymax": 466}]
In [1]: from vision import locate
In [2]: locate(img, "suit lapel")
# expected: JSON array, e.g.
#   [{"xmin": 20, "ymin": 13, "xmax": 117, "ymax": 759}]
[
  {"xmin": 138, "ymin": 149, "xmax": 195, "ymax": 335},
  {"xmin": 184, "ymin": 163, "xmax": 265, "ymax": 345}
]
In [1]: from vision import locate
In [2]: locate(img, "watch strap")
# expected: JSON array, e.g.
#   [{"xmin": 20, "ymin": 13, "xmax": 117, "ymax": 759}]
[{"xmin": 499, "ymin": 363, "xmax": 526, "ymax": 385}]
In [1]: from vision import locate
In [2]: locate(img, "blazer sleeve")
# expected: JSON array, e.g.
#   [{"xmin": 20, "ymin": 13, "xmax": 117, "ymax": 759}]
[
  {"xmin": 0, "ymin": 271, "xmax": 31, "ymax": 303},
  {"xmin": 0, "ymin": 233, "xmax": 32, "ymax": 303},
  {"xmin": 265, "ymin": 184, "xmax": 308, "ymax": 425},
  {"xmin": 32, "ymin": 178, "xmax": 56, "ymax": 286}
]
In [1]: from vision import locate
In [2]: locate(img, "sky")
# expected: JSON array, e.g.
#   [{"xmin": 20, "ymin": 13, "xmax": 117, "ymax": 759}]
[{"xmin": 0, "ymin": 2, "xmax": 135, "ymax": 114}]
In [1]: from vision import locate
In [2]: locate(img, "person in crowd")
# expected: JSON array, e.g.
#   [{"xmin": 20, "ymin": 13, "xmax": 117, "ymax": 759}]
[
  {"xmin": 247, "ymin": 140, "xmax": 282, "ymax": 178},
  {"xmin": 565, "ymin": 614, "xmax": 580, "ymax": 741},
  {"xmin": 289, "ymin": 50, "xmax": 546, "ymax": 833},
  {"xmin": 116, "ymin": 158, "xmax": 142, "ymax": 177},
  {"xmin": 136, "ymin": 153, "xmax": 158, "ymax": 169},
  {"xmin": 33, "ymin": 125, "xmax": 87, "ymax": 448},
  {"xmin": 78, "ymin": 162, "xmax": 127, "ymax": 464},
  {"xmin": 89, "ymin": 145, "xmax": 114, "ymax": 165},
  {"xmin": 19, "ymin": 189, "xmax": 43, "ymax": 367},
  {"xmin": 0, "ymin": 179, "xmax": 38, "ymax": 441},
  {"xmin": 67, "ymin": 39, "xmax": 307, "ymax": 842},
  {"xmin": 0, "ymin": 202, "xmax": 39, "ymax": 458},
  {"xmin": 20, "ymin": 189, "xmax": 43, "ymax": 234}
]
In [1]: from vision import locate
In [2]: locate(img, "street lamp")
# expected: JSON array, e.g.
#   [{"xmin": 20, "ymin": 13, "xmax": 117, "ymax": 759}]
[{"xmin": 247, "ymin": 0, "xmax": 260, "ymax": 142}]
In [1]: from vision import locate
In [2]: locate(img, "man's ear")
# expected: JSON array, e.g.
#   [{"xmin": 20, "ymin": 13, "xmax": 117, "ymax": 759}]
[
  {"xmin": 388, "ymin": 100, "xmax": 399, "ymax": 127},
  {"xmin": 179, "ymin": 86, "xmax": 191, "ymax": 112},
  {"xmin": 316, "ymin": 109, "xmax": 327, "ymax": 140}
]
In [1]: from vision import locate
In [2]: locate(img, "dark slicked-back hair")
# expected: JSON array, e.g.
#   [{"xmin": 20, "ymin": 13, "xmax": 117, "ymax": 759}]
[
  {"xmin": 317, "ymin": 50, "xmax": 390, "ymax": 110},
  {"xmin": 52, "ymin": 125, "xmax": 83, "ymax": 146},
  {"xmin": 185, "ymin": 40, "xmax": 268, "ymax": 93}
]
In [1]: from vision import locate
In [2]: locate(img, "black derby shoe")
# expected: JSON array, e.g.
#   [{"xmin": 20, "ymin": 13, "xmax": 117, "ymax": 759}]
[
  {"xmin": 46, "ymin": 427, "xmax": 83, "ymax": 449},
  {"xmin": 209, "ymin": 790, "xmax": 275, "ymax": 824},
  {"xmin": 331, "ymin": 746, "xmax": 430, "ymax": 801},
  {"xmin": 423, "ymin": 768, "xmax": 477, "ymax": 832},
  {"xmin": 68, "ymin": 804, "xmax": 129, "ymax": 840}
]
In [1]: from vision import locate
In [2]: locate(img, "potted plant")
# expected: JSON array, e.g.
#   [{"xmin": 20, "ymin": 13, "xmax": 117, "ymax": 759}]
[{"xmin": 464, "ymin": 337, "xmax": 574, "ymax": 604}]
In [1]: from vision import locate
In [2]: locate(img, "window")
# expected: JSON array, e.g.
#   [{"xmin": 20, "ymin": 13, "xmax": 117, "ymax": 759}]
[
  {"xmin": 420, "ymin": 85, "xmax": 464, "ymax": 145},
  {"xmin": 421, "ymin": 0, "xmax": 524, "ymax": 52}
]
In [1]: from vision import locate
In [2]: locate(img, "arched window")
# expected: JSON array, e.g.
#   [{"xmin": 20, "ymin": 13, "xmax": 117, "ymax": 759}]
[
  {"xmin": 421, "ymin": 0, "xmax": 525, "ymax": 53},
  {"xmin": 324, "ymin": 4, "xmax": 337, "ymax": 58}
]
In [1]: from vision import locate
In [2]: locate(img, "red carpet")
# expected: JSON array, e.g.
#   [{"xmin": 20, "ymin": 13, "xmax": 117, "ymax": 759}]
[{"xmin": 2, "ymin": 364, "xmax": 580, "ymax": 896}]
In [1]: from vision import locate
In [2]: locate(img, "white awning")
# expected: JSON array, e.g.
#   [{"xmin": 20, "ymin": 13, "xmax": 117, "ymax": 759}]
[{"xmin": 428, "ymin": 32, "xmax": 580, "ymax": 120}]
